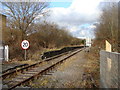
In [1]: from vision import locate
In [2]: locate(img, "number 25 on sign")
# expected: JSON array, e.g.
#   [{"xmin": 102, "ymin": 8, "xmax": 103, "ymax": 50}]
[{"xmin": 21, "ymin": 40, "xmax": 30, "ymax": 60}]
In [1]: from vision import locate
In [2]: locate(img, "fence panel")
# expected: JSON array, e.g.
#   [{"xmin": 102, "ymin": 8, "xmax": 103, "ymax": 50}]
[{"xmin": 100, "ymin": 50, "xmax": 120, "ymax": 88}]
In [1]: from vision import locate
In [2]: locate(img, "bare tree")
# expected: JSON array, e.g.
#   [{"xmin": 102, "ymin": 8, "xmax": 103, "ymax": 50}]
[
  {"xmin": 2, "ymin": 2, "xmax": 49, "ymax": 39},
  {"xmin": 95, "ymin": 2, "xmax": 118, "ymax": 52}
]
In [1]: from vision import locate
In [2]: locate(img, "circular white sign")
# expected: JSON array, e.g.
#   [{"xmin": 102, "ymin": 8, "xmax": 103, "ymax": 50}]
[{"xmin": 21, "ymin": 40, "xmax": 30, "ymax": 50}]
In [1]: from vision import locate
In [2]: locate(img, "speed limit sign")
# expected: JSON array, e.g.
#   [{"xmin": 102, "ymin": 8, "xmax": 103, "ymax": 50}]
[
  {"xmin": 21, "ymin": 40, "xmax": 30, "ymax": 60},
  {"xmin": 21, "ymin": 40, "xmax": 30, "ymax": 50}
]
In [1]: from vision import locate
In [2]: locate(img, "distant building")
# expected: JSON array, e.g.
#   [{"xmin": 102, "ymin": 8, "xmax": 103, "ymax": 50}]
[{"xmin": 85, "ymin": 37, "xmax": 92, "ymax": 47}]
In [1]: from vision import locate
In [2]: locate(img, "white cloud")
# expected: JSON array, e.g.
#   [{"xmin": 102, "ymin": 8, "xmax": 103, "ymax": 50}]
[
  {"xmin": 70, "ymin": 0, "xmax": 101, "ymax": 14},
  {"xmin": 69, "ymin": 26, "xmax": 78, "ymax": 32},
  {"xmin": 89, "ymin": 25, "xmax": 96, "ymax": 29},
  {"xmin": 45, "ymin": 0, "xmax": 102, "ymax": 38},
  {"xmin": 80, "ymin": 30, "xmax": 85, "ymax": 36}
]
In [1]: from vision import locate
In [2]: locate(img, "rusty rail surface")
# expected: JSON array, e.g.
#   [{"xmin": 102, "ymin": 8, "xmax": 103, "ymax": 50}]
[
  {"xmin": 1, "ymin": 50, "xmax": 70, "ymax": 79},
  {"xmin": 2, "ymin": 64, "xmax": 29, "ymax": 74},
  {"xmin": 2, "ymin": 48, "xmax": 83, "ymax": 90}
]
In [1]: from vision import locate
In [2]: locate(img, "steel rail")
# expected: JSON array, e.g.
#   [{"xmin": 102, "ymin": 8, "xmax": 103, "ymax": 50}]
[{"xmin": 8, "ymin": 49, "xmax": 82, "ymax": 90}]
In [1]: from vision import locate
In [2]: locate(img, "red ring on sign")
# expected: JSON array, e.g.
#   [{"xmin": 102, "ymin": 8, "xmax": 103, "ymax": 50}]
[{"xmin": 21, "ymin": 40, "xmax": 30, "ymax": 50}]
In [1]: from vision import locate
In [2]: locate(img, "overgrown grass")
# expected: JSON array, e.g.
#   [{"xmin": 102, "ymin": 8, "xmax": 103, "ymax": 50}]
[{"xmin": 83, "ymin": 47, "xmax": 100, "ymax": 88}]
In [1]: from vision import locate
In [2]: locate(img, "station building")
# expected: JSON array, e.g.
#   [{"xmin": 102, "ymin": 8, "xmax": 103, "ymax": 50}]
[{"xmin": 0, "ymin": 14, "xmax": 8, "ymax": 61}]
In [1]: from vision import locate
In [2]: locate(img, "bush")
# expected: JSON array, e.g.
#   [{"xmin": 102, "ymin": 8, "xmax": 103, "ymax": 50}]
[{"xmin": 3, "ymin": 23, "xmax": 83, "ymax": 60}]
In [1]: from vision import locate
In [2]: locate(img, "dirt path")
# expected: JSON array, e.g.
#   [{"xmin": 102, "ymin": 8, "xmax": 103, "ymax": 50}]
[{"xmin": 30, "ymin": 49, "xmax": 87, "ymax": 88}]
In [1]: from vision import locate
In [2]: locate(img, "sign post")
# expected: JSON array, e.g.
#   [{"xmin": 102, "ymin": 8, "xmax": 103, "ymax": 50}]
[
  {"xmin": 21, "ymin": 40, "xmax": 30, "ymax": 60},
  {"xmin": 25, "ymin": 49, "xmax": 26, "ymax": 60}
]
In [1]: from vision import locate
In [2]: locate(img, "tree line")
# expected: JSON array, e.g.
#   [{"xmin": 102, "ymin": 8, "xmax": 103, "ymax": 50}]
[
  {"xmin": 2, "ymin": 2, "xmax": 83, "ymax": 60},
  {"xmin": 94, "ymin": 2, "xmax": 119, "ymax": 52}
]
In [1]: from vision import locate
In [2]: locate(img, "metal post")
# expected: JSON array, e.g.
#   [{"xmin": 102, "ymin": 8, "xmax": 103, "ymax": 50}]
[
  {"xmin": 6, "ymin": 45, "xmax": 9, "ymax": 61},
  {"xmin": 25, "ymin": 49, "xmax": 26, "ymax": 60}
]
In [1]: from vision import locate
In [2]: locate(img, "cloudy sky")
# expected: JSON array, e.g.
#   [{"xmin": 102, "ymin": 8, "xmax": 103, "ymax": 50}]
[
  {"xmin": 0, "ymin": 0, "xmax": 119, "ymax": 39},
  {"xmin": 45, "ymin": 0, "xmax": 103, "ymax": 39},
  {"xmin": 1, "ymin": 0, "xmax": 118, "ymax": 39}
]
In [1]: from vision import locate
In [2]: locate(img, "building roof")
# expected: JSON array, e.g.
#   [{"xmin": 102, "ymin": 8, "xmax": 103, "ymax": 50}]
[{"xmin": 0, "ymin": 14, "xmax": 6, "ymax": 17}]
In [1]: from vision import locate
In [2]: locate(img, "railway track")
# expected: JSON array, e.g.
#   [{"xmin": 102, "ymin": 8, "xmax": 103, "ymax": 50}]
[
  {"xmin": 1, "ymin": 50, "xmax": 70, "ymax": 79},
  {"xmin": 2, "ymin": 48, "xmax": 83, "ymax": 90}
]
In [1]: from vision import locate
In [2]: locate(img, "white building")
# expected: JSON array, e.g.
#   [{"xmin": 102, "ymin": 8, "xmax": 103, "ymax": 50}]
[{"xmin": 85, "ymin": 37, "xmax": 92, "ymax": 47}]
